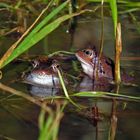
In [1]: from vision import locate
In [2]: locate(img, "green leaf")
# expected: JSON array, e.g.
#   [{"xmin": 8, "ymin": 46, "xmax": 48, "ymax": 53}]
[
  {"xmin": 0, "ymin": 0, "xmax": 70, "ymax": 68},
  {"xmin": 1, "ymin": 12, "xmax": 82, "ymax": 68},
  {"xmin": 0, "ymin": 2, "xmax": 12, "ymax": 9},
  {"xmin": 72, "ymin": 91, "xmax": 106, "ymax": 97},
  {"xmin": 87, "ymin": 0, "xmax": 118, "ymax": 36},
  {"xmin": 72, "ymin": 91, "xmax": 140, "ymax": 101},
  {"xmin": 108, "ymin": 0, "xmax": 118, "ymax": 36},
  {"xmin": 0, "ymin": 0, "xmax": 74, "ymax": 68},
  {"xmin": 87, "ymin": 0, "xmax": 108, "ymax": 2},
  {"xmin": 38, "ymin": 115, "xmax": 54, "ymax": 140},
  {"xmin": 19, "ymin": 0, "xmax": 70, "ymax": 48},
  {"xmin": 38, "ymin": 108, "xmax": 46, "ymax": 131}
]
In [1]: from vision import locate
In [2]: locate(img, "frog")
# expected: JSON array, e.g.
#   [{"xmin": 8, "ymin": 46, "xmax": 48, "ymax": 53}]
[
  {"xmin": 76, "ymin": 45, "xmax": 114, "ymax": 81},
  {"xmin": 75, "ymin": 45, "xmax": 133, "ymax": 84},
  {"xmin": 23, "ymin": 59, "xmax": 60, "ymax": 87}
]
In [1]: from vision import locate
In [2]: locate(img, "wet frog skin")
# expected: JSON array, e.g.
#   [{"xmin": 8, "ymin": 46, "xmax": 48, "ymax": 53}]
[
  {"xmin": 24, "ymin": 59, "xmax": 60, "ymax": 87},
  {"xmin": 76, "ymin": 46, "xmax": 114, "ymax": 80}
]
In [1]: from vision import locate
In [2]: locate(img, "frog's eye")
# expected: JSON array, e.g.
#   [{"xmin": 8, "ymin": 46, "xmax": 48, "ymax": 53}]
[{"xmin": 83, "ymin": 49, "xmax": 92, "ymax": 56}]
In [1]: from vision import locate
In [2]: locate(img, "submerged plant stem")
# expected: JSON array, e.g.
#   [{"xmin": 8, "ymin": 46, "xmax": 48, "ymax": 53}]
[
  {"xmin": 111, "ymin": 22, "xmax": 122, "ymax": 140},
  {"xmin": 0, "ymin": 83, "xmax": 51, "ymax": 113},
  {"xmin": 115, "ymin": 23, "xmax": 122, "ymax": 86},
  {"xmin": 108, "ymin": 103, "xmax": 118, "ymax": 140}
]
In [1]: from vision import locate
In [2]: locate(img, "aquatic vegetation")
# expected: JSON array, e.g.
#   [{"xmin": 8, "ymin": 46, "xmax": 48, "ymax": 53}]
[
  {"xmin": 87, "ymin": 0, "xmax": 140, "ymax": 34},
  {"xmin": 38, "ymin": 101, "xmax": 67, "ymax": 140},
  {"xmin": 0, "ymin": 0, "xmax": 80, "ymax": 68},
  {"xmin": 0, "ymin": 1, "xmax": 140, "ymax": 140}
]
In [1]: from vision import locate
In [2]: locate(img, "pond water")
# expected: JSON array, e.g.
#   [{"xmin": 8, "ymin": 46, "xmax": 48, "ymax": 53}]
[{"xmin": 0, "ymin": 15, "xmax": 140, "ymax": 140}]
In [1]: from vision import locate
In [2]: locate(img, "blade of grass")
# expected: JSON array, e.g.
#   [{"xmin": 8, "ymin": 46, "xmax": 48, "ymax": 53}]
[
  {"xmin": 0, "ymin": 2, "xmax": 13, "ymax": 9},
  {"xmin": 129, "ymin": 12, "xmax": 140, "ymax": 34},
  {"xmin": 108, "ymin": 0, "xmax": 118, "ymax": 36},
  {"xmin": 87, "ymin": 0, "xmax": 140, "ymax": 5},
  {"xmin": 87, "ymin": 0, "xmax": 118, "ymax": 36},
  {"xmin": 0, "ymin": 9, "xmax": 88, "ymax": 69},
  {"xmin": 57, "ymin": 68, "xmax": 82, "ymax": 109},
  {"xmin": 51, "ymin": 101, "xmax": 67, "ymax": 140},
  {"xmin": 17, "ymin": 0, "xmax": 70, "ymax": 49},
  {"xmin": 119, "ymin": 8, "xmax": 140, "ymax": 14},
  {"xmin": 72, "ymin": 91, "xmax": 140, "ymax": 101},
  {"xmin": 46, "ymin": 112, "xmax": 62, "ymax": 140},
  {"xmin": 124, "ymin": 2, "xmax": 140, "ymax": 7},
  {"xmin": 73, "ymin": 91, "xmax": 105, "ymax": 97},
  {"xmin": 0, "ymin": 0, "xmax": 69, "ymax": 68},
  {"xmin": 38, "ymin": 101, "xmax": 66, "ymax": 140},
  {"xmin": 57, "ymin": 69, "xmax": 69, "ymax": 99},
  {"xmin": 0, "ymin": 0, "xmax": 54, "ymax": 68},
  {"xmin": 38, "ymin": 115, "xmax": 54, "ymax": 140},
  {"xmin": 38, "ymin": 105, "xmax": 46, "ymax": 131}
]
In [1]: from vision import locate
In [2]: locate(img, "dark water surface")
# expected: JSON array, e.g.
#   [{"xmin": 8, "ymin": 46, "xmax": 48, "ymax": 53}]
[{"xmin": 0, "ymin": 16, "xmax": 140, "ymax": 140}]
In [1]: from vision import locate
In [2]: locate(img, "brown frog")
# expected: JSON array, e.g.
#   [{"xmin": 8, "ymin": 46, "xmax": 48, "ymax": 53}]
[
  {"xmin": 23, "ymin": 59, "xmax": 60, "ymax": 87},
  {"xmin": 75, "ymin": 45, "xmax": 134, "ymax": 84},
  {"xmin": 76, "ymin": 46, "xmax": 114, "ymax": 81}
]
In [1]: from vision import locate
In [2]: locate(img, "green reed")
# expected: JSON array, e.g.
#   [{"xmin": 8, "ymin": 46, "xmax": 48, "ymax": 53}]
[
  {"xmin": 87, "ymin": 0, "xmax": 140, "ymax": 36},
  {"xmin": 0, "ymin": 1, "xmax": 140, "ymax": 140},
  {"xmin": 0, "ymin": 0, "xmax": 69, "ymax": 68},
  {"xmin": 0, "ymin": 0, "xmax": 88, "ymax": 69},
  {"xmin": 38, "ymin": 101, "xmax": 67, "ymax": 140}
]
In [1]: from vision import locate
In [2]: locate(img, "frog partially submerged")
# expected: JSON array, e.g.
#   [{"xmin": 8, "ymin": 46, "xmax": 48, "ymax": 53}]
[
  {"xmin": 76, "ymin": 46, "xmax": 114, "ymax": 80},
  {"xmin": 76, "ymin": 45, "xmax": 133, "ymax": 83},
  {"xmin": 23, "ymin": 59, "xmax": 60, "ymax": 87}
]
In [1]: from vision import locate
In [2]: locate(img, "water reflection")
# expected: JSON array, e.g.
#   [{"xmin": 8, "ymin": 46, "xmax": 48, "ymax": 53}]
[
  {"xmin": 0, "ymin": 13, "xmax": 140, "ymax": 140},
  {"xmin": 77, "ymin": 75, "xmax": 114, "ymax": 92},
  {"xmin": 59, "ymin": 105, "xmax": 111, "ymax": 140},
  {"xmin": 28, "ymin": 85, "xmax": 59, "ymax": 98}
]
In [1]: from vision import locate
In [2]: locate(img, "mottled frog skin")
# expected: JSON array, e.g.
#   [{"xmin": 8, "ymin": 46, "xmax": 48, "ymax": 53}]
[
  {"xmin": 76, "ymin": 45, "xmax": 134, "ymax": 84},
  {"xmin": 76, "ymin": 46, "xmax": 114, "ymax": 80}
]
